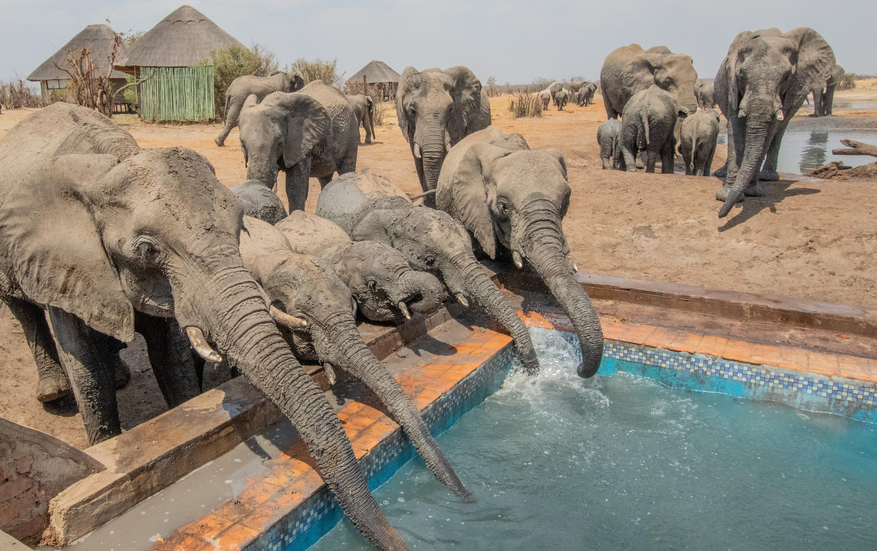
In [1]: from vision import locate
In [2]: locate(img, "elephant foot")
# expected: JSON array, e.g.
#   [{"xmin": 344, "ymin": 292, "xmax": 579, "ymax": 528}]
[
  {"xmin": 365, "ymin": 139, "xmax": 372, "ymax": 145},
  {"xmin": 758, "ymin": 169, "xmax": 779, "ymax": 182},
  {"xmin": 635, "ymin": 160, "xmax": 645, "ymax": 169},
  {"xmin": 715, "ymin": 185, "xmax": 743, "ymax": 203},
  {"xmin": 37, "ymin": 370, "xmax": 72, "ymax": 403},
  {"xmin": 113, "ymin": 358, "xmax": 132, "ymax": 390},
  {"xmin": 214, "ymin": 137, "xmax": 225, "ymax": 147},
  {"xmin": 714, "ymin": 164, "xmax": 728, "ymax": 178},
  {"xmin": 744, "ymin": 182, "xmax": 765, "ymax": 197}
]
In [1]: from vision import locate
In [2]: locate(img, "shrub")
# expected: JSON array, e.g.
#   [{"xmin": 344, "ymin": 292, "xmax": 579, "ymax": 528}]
[
  {"xmin": 508, "ymin": 91, "xmax": 542, "ymax": 118},
  {"xmin": 0, "ymin": 77, "xmax": 42, "ymax": 109},
  {"xmin": 838, "ymin": 73, "xmax": 856, "ymax": 91},
  {"xmin": 486, "ymin": 76, "xmax": 500, "ymax": 97},
  {"xmin": 209, "ymin": 44, "xmax": 279, "ymax": 118},
  {"xmin": 290, "ymin": 58, "xmax": 344, "ymax": 87}
]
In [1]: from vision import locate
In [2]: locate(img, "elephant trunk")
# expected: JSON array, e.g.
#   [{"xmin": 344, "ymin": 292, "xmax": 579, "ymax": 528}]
[
  {"xmin": 518, "ymin": 205, "xmax": 604, "ymax": 378},
  {"xmin": 443, "ymin": 253, "xmax": 541, "ymax": 374},
  {"xmin": 719, "ymin": 112, "xmax": 771, "ymax": 218},
  {"xmin": 245, "ymin": 154, "xmax": 279, "ymax": 190},
  {"xmin": 313, "ymin": 314, "xmax": 471, "ymax": 500},
  {"xmin": 396, "ymin": 270, "xmax": 446, "ymax": 316},
  {"xmin": 193, "ymin": 267, "xmax": 408, "ymax": 551},
  {"xmin": 416, "ymin": 123, "xmax": 449, "ymax": 194}
]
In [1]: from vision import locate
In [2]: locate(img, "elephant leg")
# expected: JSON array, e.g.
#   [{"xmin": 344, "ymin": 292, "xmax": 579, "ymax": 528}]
[
  {"xmin": 284, "ymin": 160, "xmax": 312, "ymax": 212},
  {"xmin": 759, "ymin": 123, "xmax": 784, "ymax": 182},
  {"xmin": 636, "ymin": 150, "xmax": 646, "ymax": 170},
  {"xmin": 135, "ymin": 312, "xmax": 201, "ymax": 408},
  {"xmin": 718, "ymin": 116, "xmax": 744, "ymax": 201},
  {"xmin": 645, "ymin": 148, "xmax": 658, "ymax": 173},
  {"xmin": 338, "ymin": 147, "xmax": 358, "ymax": 177},
  {"xmin": 4, "ymin": 297, "xmax": 70, "ymax": 402},
  {"xmin": 106, "ymin": 338, "xmax": 132, "ymax": 390},
  {"xmin": 364, "ymin": 114, "xmax": 374, "ymax": 144},
  {"xmin": 812, "ymin": 89, "xmax": 823, "ymax": 117},
  {"xmin": 48, "ymin": 306, "xmax": 121, "ymax": 445},
  {"xmin": 704, "ymin": 145, "xmax": 716, "ymax": 178},
  {"xmin": 824, "ymin": 85, "xmax": 836, "ymax": 116},
  {"xmin": 660, "ymin": 140, "xmax": 674, "ymax": 174},
  {"xmin": 621, "ymin": 144, "xmax": 637, "ymax": 173},
  {"xmin": 318, "ymin": 176, "xmax": 333, "ymax": 188},
  {"xmin": 215, "ymin": 98, "xmax": 242, "ymax": 147}
]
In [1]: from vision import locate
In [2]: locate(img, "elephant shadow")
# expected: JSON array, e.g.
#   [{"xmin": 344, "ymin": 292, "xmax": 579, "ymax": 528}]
[{"xmin": 718, "ymin": 179, "xmax": 821, "ymax": 231}]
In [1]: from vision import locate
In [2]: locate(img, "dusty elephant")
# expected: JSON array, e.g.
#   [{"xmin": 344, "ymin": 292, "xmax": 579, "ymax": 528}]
[
  {"xmin": 695, "ymin": 79, "xmax": 716, "ymax": 109},
  {"xmin": 619, "ymin": 85, "xmax": 688, "ymax": 173},
  {"xmin": 0, "ymin": 104, "xmax": 409, "ymax": 551},
  {"xmin": 578, "ymin": 82, "xmax": 597, "ymax": 106},
  {"xmin": 679, "ymin": 108, "xmax": 720, "ymax": 176},
  {"xmin": 715, "ymin": 27, "xmax": 836, "ymax": 217},
  {"xmin": 436, "ymin": 126, "xmax": 604, "ymax": 378},
  {"xmin": 597, "ymin": 118, "xmax": 622, "ymax": 169},
  {"xmin": 316, "ymin": 169, "xmax": 540, "ymax": 374},
  {"xmin": 600, "ymin": 44, "xmax": 699, "ymax": 119},
  {"xmin": 230, "ymin": 179, "xmax": 288, "ymax": 224},
  {"xmin": 239, "ymin": 80, "xmax": 359, "ymax": 212},
  {"xmin": 239, "ymin": 216, "xmax": 471, "ymax": 500},
  {"xmin": 347, "ymin": 94, "xmax": 376, "ymax": 144},
  {"xmin": 276, "ymin": 211, "xmax": 446, "ymax": 323},
  {"xmin": 396, "ymin": 66, "xmax": 492, "ymax": 201},
  {"xmin": 215, "ymin": 70, "xmax": 304, "ymax": 147}
]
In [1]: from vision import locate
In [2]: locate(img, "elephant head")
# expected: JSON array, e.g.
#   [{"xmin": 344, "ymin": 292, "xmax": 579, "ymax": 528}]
[
  {"xmin": 239, "ymin": 217, "xmax": 471, "ymax": 501},
  {"xmin": 396, "ymin": 66, "xmax": 490, "ymax": 196},
  {"xmin": 276, "ymin": 69, "xmax": 305, "ymax": 93},
  {"xmin": 715, "ymin": 28, "xmax": 835, "ymax": 217},
  {"xmin": 436, "ymin": 127, "xmax": 604, "ymax": 378},
  {"xmin": 239, "ymin": 91, "xmax": 331, "ymax": 189},
  {"xmin": 0, "ymin": 106, "xmax": 407, "ymax": 551}
]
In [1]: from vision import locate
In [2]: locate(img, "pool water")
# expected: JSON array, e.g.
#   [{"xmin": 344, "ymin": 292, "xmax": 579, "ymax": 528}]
[{"xmin": 311, "ymin": 331, "xmax": 877, "ymax": 550}]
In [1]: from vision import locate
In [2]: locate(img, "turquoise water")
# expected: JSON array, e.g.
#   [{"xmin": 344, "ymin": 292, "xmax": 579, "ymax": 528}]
[{"xmin": 311, "ymin": 331, "xmax": 877, "ymax": 550}]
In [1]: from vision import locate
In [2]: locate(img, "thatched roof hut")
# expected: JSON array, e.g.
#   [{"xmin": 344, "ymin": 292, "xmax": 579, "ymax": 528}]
[
  {"xmin": 115, "ymin": 5, "xmax": 244, "ymax": 72},
  {"xmin": 27, "ymin": 24, "xmax": 128, "ymax": 106},
  {"xmin": 347, "ymin": 60, "xmax": 401, "ymax": 100}
]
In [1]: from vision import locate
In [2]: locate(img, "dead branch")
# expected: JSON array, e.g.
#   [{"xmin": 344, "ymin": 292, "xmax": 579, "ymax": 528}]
[
  {"xmin": 832, "ymin": 139, "xmax": 877, "ymax": 157},
  {"xmin": 114, "ymin": 74, "xmax": 153, "ymax": 97}
]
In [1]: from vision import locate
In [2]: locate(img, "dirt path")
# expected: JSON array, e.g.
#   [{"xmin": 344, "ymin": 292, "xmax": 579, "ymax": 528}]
[{"xmin": 1, "ymin": 83, "xmax": 876, "ymax": 447}]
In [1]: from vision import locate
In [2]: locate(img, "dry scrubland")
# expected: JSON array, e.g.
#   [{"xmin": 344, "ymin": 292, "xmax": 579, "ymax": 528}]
[{"xmin": 1, "ymin": 83, "xmax": 877, "ymax": 446}]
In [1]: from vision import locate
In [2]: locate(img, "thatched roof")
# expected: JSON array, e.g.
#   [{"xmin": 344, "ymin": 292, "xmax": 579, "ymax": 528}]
[
  {"xmin": 116, "ymin": 5, "xmax": 244, "ymax": 70},
  {"xmin": 28, "ymin": 24, "xmax": 128, "ymax": 82},
  {"xmin": 348, "ymin": 61, "xmax": 401, "ymax": 85}
]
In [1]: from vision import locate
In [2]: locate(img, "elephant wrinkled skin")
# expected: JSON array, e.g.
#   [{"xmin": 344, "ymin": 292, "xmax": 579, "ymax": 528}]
[
  {"xmin": 0, "ymin": 104, "xmax": 409, "ymax": 551},
  {"xmin": 436, "ymin": 126, "xmax": 604, "ymax": 378},
  {"xmin": 215, "ymin": 70, "xmax": 304, "ymax": 147}
]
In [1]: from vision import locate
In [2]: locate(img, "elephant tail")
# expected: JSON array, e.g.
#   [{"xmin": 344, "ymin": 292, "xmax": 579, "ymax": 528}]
[
  {"xmin": 690, "ymin": 119, "xmax": 700, "ymax": 175},
  {"xmin": 223, "ymin": 92, "xmax": 232, "ymax": 120},
  {"xmin": 638, "ymin": 111, "xmax": 650, "ymax": 151}
]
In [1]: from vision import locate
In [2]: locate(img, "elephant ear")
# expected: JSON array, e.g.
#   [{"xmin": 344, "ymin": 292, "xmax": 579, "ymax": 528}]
[
  {"xmin": 783, "ymin": 27, "xmax": 836, "ymax": 112},
  {"xmin": 0, "ymin": 155, "xmax": 135, "ymax": 341},
  {"xmin": 540, "ymin": 148, "xmax": 568, "ymax": 180},
  {"xmin": 291, "ymin": 71, "xmax": 305, "ymax": 91},
  {"xmin": 243, "ymin": 94, "xmax": 260, "ymax": 110},
  {"xmin": 350, "ymin": 209, "xmax": 399, "ymax": 244},
  {"xmin": 445, "ymin": 66, "xmax": 483, "ymax": 137},
  {"xmin": 439, "ymin": 143, "xmax": 511, "ymax": 259},
  {"xmin": 396, "ymin": 66, "xmax": 420, "ymax": 142},
  {"xmin": 720, "ymin": 30, "xmax": 756, "ymax": 113},
  {"xmin": 276, "ymin": 94, "xmax": 331, "ymax": 169}
]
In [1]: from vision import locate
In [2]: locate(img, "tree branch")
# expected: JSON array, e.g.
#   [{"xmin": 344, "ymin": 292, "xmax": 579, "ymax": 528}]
[{"xmin": 832, "ymin": 139, "xmax": 877, "ymax": 157}]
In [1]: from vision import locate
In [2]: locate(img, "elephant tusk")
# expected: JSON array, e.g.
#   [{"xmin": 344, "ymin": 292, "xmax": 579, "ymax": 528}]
[
  {"xmin": 445, "ymin": 130, "xmax": 452, "ymax": 152},
  {"xmin": 270, "ymin": 305, "xmax": 308, "ymax": 329},
  {"xmin": 455, "ymin": 293, "xmax": 470, "ymax": 308},
  {"xmin": 185, "ymin": 327, "xmax": 223, "ymax": 363},
  {"xmin": 776, "ymin": 109, "xmax": 784, "ymax": 122},
  {"xmin": 413, "ymin": 142, "xmax": 422, "ymax": 159},
  {"xmin": 574, "ymin": 263, "xmax": 579, "ymax": 273},
  {"xmin": 323, "ymin": 362, "xmax": 337, "ymax": 386},
  {"xmin": 397, "ymin": 301, "xmax": 411, "ymax": 320},
  {"xmin": 512, "ymin": 251, "xmax": 524, "ymax": 269}
]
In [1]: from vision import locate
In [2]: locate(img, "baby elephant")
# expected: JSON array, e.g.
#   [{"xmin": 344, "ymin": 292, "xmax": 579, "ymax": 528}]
[
  {"xmin": 554, "ymin": 89, "xmax": 569, "ymax": 111},
  {"xmin": 539, "ymin": 90, "xmax": 551, "ymax": 110},
  {"xmin": 619, "ymin": 85, "xmax": 688, "ymax": 173},
  {"xmin": 597, "ymin": 119, "xmax": 622, "ymax": 169},
  {"xmin": 678, "ymin": 109, "xmax": 720, "ymax": 176},
  {"xmin": 230, "ymin": 180, "xmax": 288, "ymax": 224}
]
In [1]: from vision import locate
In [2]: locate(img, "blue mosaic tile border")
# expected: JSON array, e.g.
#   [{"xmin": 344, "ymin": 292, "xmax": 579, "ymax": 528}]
[{"xmin": 245, "ymin": 343, "xmax": 518, "ymax": 551}]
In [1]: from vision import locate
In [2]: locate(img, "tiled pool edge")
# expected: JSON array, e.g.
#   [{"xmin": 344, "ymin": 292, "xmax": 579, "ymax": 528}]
[{"xmin": 242, "ymin": 344, "xmax": 518, "ymax": 551}]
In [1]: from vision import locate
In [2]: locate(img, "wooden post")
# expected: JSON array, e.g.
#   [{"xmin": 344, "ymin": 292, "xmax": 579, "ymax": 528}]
[{"xmin": 363, "ymin": 75, "xmax": 368, "ymax": 96}]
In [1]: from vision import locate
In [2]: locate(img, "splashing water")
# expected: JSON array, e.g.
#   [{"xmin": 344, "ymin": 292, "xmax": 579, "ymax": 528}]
[{"xmin": 311, "ymin": 330, "xmax": 877, "ymax": 550}]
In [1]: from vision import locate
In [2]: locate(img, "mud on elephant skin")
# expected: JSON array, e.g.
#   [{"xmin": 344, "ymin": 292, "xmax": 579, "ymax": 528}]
[
  {"xmin": 0, "ymin": 104, "xmax": 409, "ymax": 551},
  {"xmin": 396, "ymin": 66, "xmax": 492, "ymax": 202},
  {"xmin": 275, "ymin": 210, "xmax": 446, "ymax": 323},
  {"xmin": 215, "ymin": 70, "xmax": 305, "ymax": 147},
  {"xmin": 316, "ymin": 169, "xmax": 540, "ymax": 374},
  {"xmin": 715, "ymin": 27, "xmax": 836, "ymax": 218},
  {"xmin": 601, "ymin": 44, "xmax": 699, "ymax": 120},
  {"xmin": 238, "ymin": 216, "xmax": 472, "ymax": 501},
  {"xmin": 619, "ymin": 85, "xmax": 688, "ymax": 174},
  {"xmin": 239, "ymin": 80, "xmax": 359, "ymax": 212},
  {"xmin": 231, "ymin": 179, "xmax": 288, "ymax": 224},
  {"xmin": 435, "ymin": 126, "xmax": 604, "ymax": 378}
]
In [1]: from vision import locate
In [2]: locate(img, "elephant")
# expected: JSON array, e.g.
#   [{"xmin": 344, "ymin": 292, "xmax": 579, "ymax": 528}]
[
  {"xmin": 0, "ymin": 104, "xmax": 409, "ymax": 551},
  {"xmin": 619, "ymin": 85, "xmax": 688, "ymax": 173},
  {"xmin": 539, "ymin": 90, "xmax": 552, "ymax": 110},
  {"xmin": 435, "ymin": 126, "xmax": 604, "ymax": 379},
  {"xmin": 578, "ymin": 83, "xmax": 597, "ymax": 106},
  {"xmin": 347, "ymin": 94, "xmax": 376, "ymax": 144},
  {"xmin": 715, "ymin": 27, "xmax": 836, "ymax": 217},
  {"xmin": 316, "ymin": 169, "xmax": 540, "ymax": 374},
  {"xmin": 554, "ymin": 89, "xmax": 569, "ymax": 111},
  {"xmin": 395, "ymin": 66, "xmax": 492, "ymax": 202},
  {"xmin": 239, "ymin": 80, "xmax": 359, "ymax": 212},
  {"xmin": 812, "ymin": 64, "xmax": 845, "ymax": 116},
  {"xmin": 678, "ymin": 108, "xmax": 720, "ymax": 176},
  {"xmin": 275, "ymin": 211, "xmax": 446, "ymax": 323},
  {"xmin": 695, "ymin": 79, "xmax": 716, "ymax": 109},
  {"xmin": 600, "ymin": 44, "xmax": 699, "ymax": 120},
  {"xmin": 230, "ymin": 179, "xmax": 288, "ymax": 224},
  {"xmin": 215, "ymin": 70, "xmax": 305, "ymax": 147},
  {"xmin": 238, "ymin": 216, "xmax": 471, "ymax": 500},
  {"xmin": 597, "ymin": 118, "xmax": 622, "ymax": 169}
]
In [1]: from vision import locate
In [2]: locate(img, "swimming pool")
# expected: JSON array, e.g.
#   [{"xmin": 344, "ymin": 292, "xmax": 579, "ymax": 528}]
[{"xmin": 310, "ymin": 330, "xmax": 877, "ymax": 550}]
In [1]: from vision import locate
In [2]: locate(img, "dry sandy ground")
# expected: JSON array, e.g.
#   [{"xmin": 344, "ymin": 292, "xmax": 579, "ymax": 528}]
[{"xmin": 1, "ymin": 83, "xmax": 876, "ymax": 447}]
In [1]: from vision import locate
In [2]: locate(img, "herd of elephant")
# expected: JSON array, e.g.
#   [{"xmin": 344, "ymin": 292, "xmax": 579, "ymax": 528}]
[
  {"xmin": 539, "ymin": 80, "xmax": 599, "ymax": 111},
  {"xmin": 594, "ymin": 28, "xmax": 843, "ymax": 218},
  {"xmin": 0, "ymin": 25, "xmax": 843, "ymax": 551}
]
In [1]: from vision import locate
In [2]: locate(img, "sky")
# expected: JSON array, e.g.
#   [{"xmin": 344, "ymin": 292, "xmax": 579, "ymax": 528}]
[{"xmin": 1, "ymin": 0, "xmax": 876, "ymax": 85}]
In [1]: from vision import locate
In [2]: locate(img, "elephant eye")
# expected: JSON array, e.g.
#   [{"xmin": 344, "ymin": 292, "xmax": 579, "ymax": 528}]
[
  {"xmin": 424, "ymin": 255, "xmax": 436, "ymax": 267},
  {"xmin": 496, "ymin": 201, "xmax": 509, "ymax": 217},
  {"xmin": 134, "ymin": 238, "xmax": 161, "ymax": 264},
  {"xmin": 367, "ymin": 279, "xmax": 378, "ymax": 293}
]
